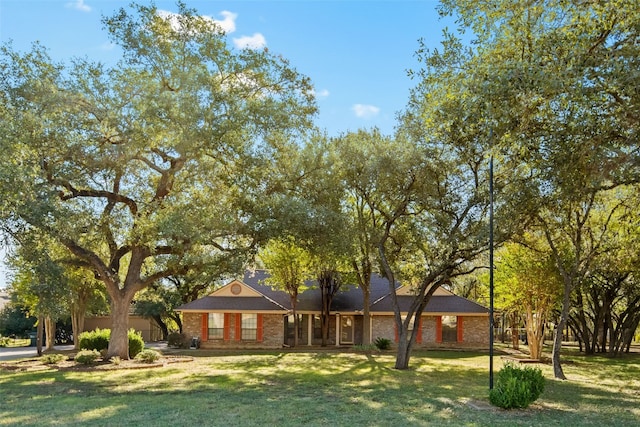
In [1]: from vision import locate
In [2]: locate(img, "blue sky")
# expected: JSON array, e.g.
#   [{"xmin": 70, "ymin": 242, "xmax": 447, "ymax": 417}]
[{"xmin": 0, "ymin": 0, "xmax": 457, "ymax": 288}]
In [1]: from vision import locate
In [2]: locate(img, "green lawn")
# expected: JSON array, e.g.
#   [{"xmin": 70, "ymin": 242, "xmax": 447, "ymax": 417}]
[{"xmin": 1, "ymin": 348, "xmax": 639, "ymax": 426}]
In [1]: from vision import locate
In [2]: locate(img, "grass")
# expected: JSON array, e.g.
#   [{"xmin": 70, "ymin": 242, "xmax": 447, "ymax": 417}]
[{"xmin": 0, "ymin": 348, "xmax": 639, "ymax": 426}]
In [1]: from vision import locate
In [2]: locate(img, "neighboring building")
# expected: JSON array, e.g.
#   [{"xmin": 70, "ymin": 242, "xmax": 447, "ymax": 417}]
[
  {"xmin": 83, "ymin": 316, "xmax": 163, "ymax": 342},
  {"xmin": 177, "ymin": 270, "xmax": 490, "ymax": 349}
]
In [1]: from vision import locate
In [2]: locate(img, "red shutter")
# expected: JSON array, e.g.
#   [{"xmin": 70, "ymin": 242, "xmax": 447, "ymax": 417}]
[
  {"xmin": 201, "ymin": 314, "xmax": 208, "ymax": 341},
  {"xmin": 235, "ymin": 314, "xmax": 242, "ymax": 341},
  {"xmin": 457, "ymin": 316, "xmax": 464, "ymax": 342},
  {"xmin": 257, "ymin": 314, "xmax": 264, "ymax": 342},
  {"xmin": 416, "ymin": 317, "xmax": 423, "ymax": 344},
  {"xmin": 223, "ymin": 313, "xmax": 230, "ymax": 341},
  {"xmin": 436, "ymin": 316, "xmax": 443, "ymax": 343}
]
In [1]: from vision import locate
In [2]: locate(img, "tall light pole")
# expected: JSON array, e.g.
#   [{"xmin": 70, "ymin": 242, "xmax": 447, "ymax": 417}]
[{"xmin": 489, "ymin": 143, "xmax": 495, "ymax": 390}]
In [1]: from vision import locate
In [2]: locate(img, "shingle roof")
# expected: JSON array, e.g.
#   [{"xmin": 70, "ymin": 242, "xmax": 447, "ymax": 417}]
[
  {"xmin": 177, "ymin": 295, "xmax": 287, "ymax": 312},
  {"xmin": 176, "ymin": 269, "xmax": 489, "ymax": 315},
  {"xmin": 370, "ymin": 294, "xmax": 489, "ymax": 314}
]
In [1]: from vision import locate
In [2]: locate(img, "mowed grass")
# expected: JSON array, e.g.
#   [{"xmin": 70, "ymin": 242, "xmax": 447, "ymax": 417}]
[{"xmin": 1, "ymin": 348, "xmax": 639, "ymax": 426}]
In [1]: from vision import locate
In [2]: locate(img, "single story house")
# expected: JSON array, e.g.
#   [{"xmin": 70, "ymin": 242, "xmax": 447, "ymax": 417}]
[{"xmin": 176, "ymin": 270, "xmax": 490, "ymax": 349}]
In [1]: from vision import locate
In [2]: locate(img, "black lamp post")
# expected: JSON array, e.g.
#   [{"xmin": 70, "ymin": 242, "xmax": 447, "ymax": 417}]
[{"xmin": 489, "ymin": 152, "xmax": 495, "ymax": 390}]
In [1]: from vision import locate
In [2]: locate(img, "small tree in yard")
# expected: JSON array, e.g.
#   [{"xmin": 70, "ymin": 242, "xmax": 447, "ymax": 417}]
[
  {"xmin": 7, "ymin": 232, "xmax": 69, "ymax": 355},
  {"xmin": 495, "ymin": 239, "xmax": 563, "ymax": 360},
  {"xmin": 260, "ymin": 237, "xmax": 313, "ymax": 348}
]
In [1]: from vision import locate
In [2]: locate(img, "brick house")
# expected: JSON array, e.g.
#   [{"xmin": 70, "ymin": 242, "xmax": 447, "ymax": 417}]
[{"xmin": 177, "ymin": 270, "xmax": 490, "ymax": 349}]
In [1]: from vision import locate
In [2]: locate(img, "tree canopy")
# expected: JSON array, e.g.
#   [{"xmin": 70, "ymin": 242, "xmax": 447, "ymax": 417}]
[{"xmin": 0, "ymin": 2, "xmax": 317, "ymax": 358}]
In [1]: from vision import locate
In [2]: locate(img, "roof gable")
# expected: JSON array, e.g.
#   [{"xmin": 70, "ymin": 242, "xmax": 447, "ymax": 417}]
[{"xmin": 210, "ymin": 280, "xmax": 262, "ymax": 297}]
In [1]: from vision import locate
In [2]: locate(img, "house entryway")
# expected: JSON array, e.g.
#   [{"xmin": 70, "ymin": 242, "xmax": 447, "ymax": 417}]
[{"xmin": 340, "ymin": 315, "xmax": 354, "ymax": 344}]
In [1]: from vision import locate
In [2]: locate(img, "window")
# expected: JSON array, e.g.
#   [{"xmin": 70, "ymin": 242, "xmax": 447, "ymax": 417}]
[
  {"xmin": 208, "ymin": 313, "xmax": 224, "ymax": 340},
  {"xmin": 441, "ymin": 316, "xmax": 457, "ymax": 342},
  {"xmin": 241, "ymin": 314, "xmax": 258, "ymax": 340}
]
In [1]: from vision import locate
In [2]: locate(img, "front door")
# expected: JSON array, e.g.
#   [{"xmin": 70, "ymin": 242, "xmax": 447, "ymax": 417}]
[{"xmin": 340, "ymin": 315, "xmax": 354, "ymax": 344}]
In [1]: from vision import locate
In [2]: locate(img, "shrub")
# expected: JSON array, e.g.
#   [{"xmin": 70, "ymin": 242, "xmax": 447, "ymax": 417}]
[
  {"xmin": 489, "ymin": 363, "xmax": 545, "ymax": 409},
  {"xmin": 0, "ymin": 336, "xmax": 9, "ymax": 347},
  {"xmin": 41, "ymin": 353, "xmax": 67, "ymax": 364},
  {"xmin": 135, "ymin": 349, "xmax": 160, "ymax": 363},
  {"xmin": 352, "ymin": 344, "xmax": 377, "ymax": 352},
  {"xmin": 127, "ymin": 329, "xmax": 144, "ymax": 358},
  {"xmin": 167, "ymin": 332, "xmax": 190, "ymax": 349},
  {"xmin": 78, "ymin": 328, "xmax": 145, "ymax": 358},
  {"xmin": 110, "ymin": 356, "xmax": 121, "ymax": 365},
  {"xmin": 374, "ymin": 337, "xmax": 392, "ymax": 350},
  {"xmin": 79, "ymin": 328, "xmax": 110, "ymax": 352},
  {"xmin": 75, "ymin": 349, "xmax": 101, "ymax": 365}
]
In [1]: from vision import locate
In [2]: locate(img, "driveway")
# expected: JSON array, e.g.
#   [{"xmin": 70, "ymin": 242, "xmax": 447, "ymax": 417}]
[{"xmin": 0, "ymin": 344, "xmax": 75, "ymax": 361}]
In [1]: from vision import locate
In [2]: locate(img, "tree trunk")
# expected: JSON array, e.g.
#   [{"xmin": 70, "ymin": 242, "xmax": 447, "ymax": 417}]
[
  {"xmin": 525, "ymin": 306, "xmax": 545, "ymax": 360},
  {"xmin": 171, "ymin": 313, "xmax": 183, "ymax": 333},
  {"xmin": 290, "ymin": 295, "xmax": 299, "ymax": 348},
  {"xmin": 321, "ymin": 286, "xmax": 329, "ymax": 347},
  {"xmin": 510, "ymin": 313, "xmax": 519, "ymax": 350},
  {"xmin": 107, "ymin": 295, "xmax": 134, "ymax": 359},
  {"xmin": 552, "ymin": 284, "xmax": 571, "ymax": 380},
  {"xmin": 361, "ymin": 286, "xmax": 371, "ymax": 345},
  {"xmin": 36, "ymin": 316, "xmax": 44, "ymax": 356},
  {"xmin": 44, "ymin": 316, "xmax": 56, "ymax": 351},
  {"xmin": 71, "ymin": 308, "xmax": 85, "ymax": 350},
  {"xmin": 394, "ymin": 328, "xmax": 412, "ymax": 370},
  {"xmin": 152, "ymin": 314, "xmax": 169, "ymax": 340}
]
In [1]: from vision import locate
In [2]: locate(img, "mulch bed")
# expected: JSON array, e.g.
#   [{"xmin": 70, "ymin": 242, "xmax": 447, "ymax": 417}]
[{"xmin": 0, "ymin": 355, "xmax": 194, "ymax": 372}]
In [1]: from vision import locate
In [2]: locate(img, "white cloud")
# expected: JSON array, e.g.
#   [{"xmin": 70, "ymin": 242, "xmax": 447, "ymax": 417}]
[
  {"xmin": 100, "ymin": 42, "xmax": 115, "ymax": 51},
  {"xmin": 213, "ymin": 11, "xmax": 237, "ymax": 33},
  {"xmin": 313, "ymin": 89, "xmax": 330, "ymax": 99},
  {"xmin": 66, "ymin": 0, "xmax": 91, "ymax": 12},
  {"xmin": 352, "ymin": 104, "xmax": 380, "ymax": 119},
  {"xmin": 233, "ymin": 33, "xmax": 267, "ymax": 50},
  {"xmin": 156, "ymin": 10, "xmax": 238, "ymax": 34}
]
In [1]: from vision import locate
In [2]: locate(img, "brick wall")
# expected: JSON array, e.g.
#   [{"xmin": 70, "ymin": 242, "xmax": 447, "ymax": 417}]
[
  {"xmin": 462, "ymin": 316, "xmax": 489, "ymax": 346},
  {"xmin": 371, "ymin": 314, "xmax": 488, "ymax": 349},
  {"xmin": 372, "ymin": 316, "xmax": 395, "ymax": 342},
  {"xmin": 183, "ymin": 312, "xmax": 489, "ymax": 350},
  {"xmin": 182, "ymin": 312, "xmax": 285, "ymax": 349}
]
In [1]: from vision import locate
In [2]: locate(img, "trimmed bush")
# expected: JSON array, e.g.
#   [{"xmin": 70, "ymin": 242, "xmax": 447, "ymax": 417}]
[
  {"xmin": 79, "ymin": 328, "xmax": 110, "ymax": 352},
  {"xmin": 134, "ymin": 349, "xmax": 160, "ymax": 364},
  {"xmin": 41, "ymin": 353, "xmax": 67, "ymax": 364},
  {"xmin": 167, "ymin": 332, "xmax": 190, "ymax": 349},
  {"xmin": 75, "ymin": 349, "xmax": 101, "ymax": 365},
  {"xmin": 374, "ymin": 337, "xmax": 392, "ymax": 350},
  {"xmin": 127, "ymin": 329, "xmax": 144, "ymax": 358},
  {"xmin": 489, "ymin": 363, "xmax": 545, "ymax": 409},
  {"xmin": 78, "ymin": 328, "xmax": 145, "ymax": 358}
]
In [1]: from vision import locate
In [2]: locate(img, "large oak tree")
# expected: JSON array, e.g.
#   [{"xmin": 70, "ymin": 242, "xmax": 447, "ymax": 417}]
[{"xmin": 0, "ymin": 3, "xmax": 316, "ymax": 358}]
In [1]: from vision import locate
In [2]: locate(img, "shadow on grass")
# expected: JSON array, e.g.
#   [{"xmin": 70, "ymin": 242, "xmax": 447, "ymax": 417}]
[{"xmin": 2, "ymin": 350, "xmax": 639, "ymax": 426}]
